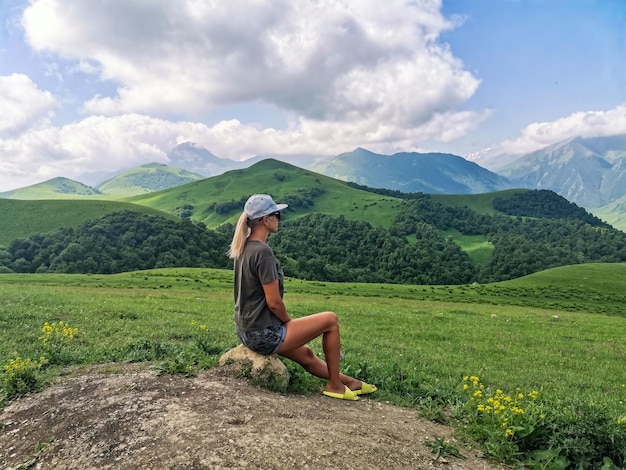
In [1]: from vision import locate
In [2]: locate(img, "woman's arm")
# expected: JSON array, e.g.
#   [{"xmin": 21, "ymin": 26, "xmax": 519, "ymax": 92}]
[{"xmin": 262, "ymin": 279, "xmax": 291, "ymax": 323}]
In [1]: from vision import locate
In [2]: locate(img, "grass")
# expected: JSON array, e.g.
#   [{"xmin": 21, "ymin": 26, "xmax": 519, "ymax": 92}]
[
  {"xmin": 1, "ymin": 264, "xmax": 625, "ymax": 467},
  {"xmin": 0, "ymin": 199, "xmax": 178, "ymax": 247},
  {"xmin": 440, "ymin": 228, "xmax": 494, "ymax": 265},
  {"xmin": 431, "ymin": 189, "xmax": 529, "ymax": 215}
]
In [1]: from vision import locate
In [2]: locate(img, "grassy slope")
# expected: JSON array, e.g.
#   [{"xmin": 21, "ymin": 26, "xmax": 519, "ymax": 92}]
[
  {"xmin": 591, "ymin": 196, "xmax": 626, "ymax": 233},
  {"xmin": 96, "ymin": 163, "xmax": 205, "ymax": 195},
  {"xmin": 501, "ymin": 262, "xmax": 626, "ymax": 291},
  {"xmin": 440, "ymin": 229, "xmax": 494, "ymax": 265},
  {"xmin": 0, "ymin": 199, "xmax": 179, "ymax": 247},
  {"xmin": 430, "ymin": 189, "xmax": 529, "ymax": 214},
  {"xmin": 0, "ymin": 177, "xmax": 102, "ymax": 200},
  {"xmin": 429, "ymin": 190, "xmax": 530, "ymax": 262}
]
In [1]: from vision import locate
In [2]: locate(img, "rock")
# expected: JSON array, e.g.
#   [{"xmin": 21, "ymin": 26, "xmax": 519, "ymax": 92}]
[{"xmin": 218, "ymin": 345, "xmax": 289, "ymax": 390}]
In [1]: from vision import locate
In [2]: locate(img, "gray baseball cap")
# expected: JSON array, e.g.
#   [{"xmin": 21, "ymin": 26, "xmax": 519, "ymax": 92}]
[{"xmin": 244, "ymin": 194, "xmax": 288, "ymax": 219}]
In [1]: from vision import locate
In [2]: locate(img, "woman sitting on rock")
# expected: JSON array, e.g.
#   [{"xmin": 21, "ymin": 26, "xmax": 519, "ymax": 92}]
[{"xmin": 228, "ymin": 194, "xmax": 376, "ymax": 401}]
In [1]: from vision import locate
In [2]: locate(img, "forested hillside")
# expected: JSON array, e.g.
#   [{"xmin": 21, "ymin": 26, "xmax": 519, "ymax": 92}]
[
  {"xmin": 0, "ymin": 211, "xmax": 230, "ymax": 274},
  {"xmin": 389, "ymin": 193, "xmax": 624, "ymax": 282},
  {"xmin": 1, "ymin": 190, "xmax": 625, "ymax": 283},
  {"xmin": 271, "ymin": 213, "xmax": 475, "ymax": 284}
]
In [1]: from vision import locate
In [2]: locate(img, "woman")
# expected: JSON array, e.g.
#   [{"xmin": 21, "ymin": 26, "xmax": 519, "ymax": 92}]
[{"xmin": 228, "ymin": 194, "xmax": 376, "ymax": 401}]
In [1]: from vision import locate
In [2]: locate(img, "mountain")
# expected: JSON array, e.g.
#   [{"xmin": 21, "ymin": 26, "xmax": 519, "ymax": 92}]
[
  {"xmin": 167, "ymin": 142, "xmax": 241, "ymax": 176},
  {"xmin": 96, "ymin": 163, "xmax": 205, "ymax": 195},
  {"xmin": 591, "ymin": 194, "xmax": 626, "ymax": 233},
  {"xmin": 0, "ymin": 177, "xmax": 101, "ymax": 200},
  {"xmin": 465, "ymin": 148, "xmax": 522, "ymax": 171},
  {"xmin": 166, "ymin": 143, "xmax": 510, "ymax": 195},
  {"xmin": 576, "ymin": 134, "xmax": 626, "ymax": 162},
  {"xmin": 309, "ymin": 147, "xmax": 512, "ymax": 194},
  {"xmin": 496, "ymin": 135, "xmax": 626, "ymax": 209},
  {"xmin": 169, "ymin": 142, "xmax": 333, "ymax": 176},
  {"xmin": 246, "ymin": 153, "xmax": 334, "ymax": 169}
]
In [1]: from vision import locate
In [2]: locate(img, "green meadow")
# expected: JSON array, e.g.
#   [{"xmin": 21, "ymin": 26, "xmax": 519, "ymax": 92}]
[
  {"xmin": 0, "ymin": 199, "xmax": 178, "ymax": 247},
  {"xmin": 1, "ymin": 263, "xmax": 625, "ymax": 466}
]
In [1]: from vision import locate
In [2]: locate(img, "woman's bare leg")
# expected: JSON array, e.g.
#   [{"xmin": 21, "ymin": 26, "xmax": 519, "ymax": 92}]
[
  {"xmin": 279, "ymin": 345, "xmax": 361, "ymax": 392},
  {"xmin": 276, "ymin": 312, "xmax": 360, "ymax": 394}
]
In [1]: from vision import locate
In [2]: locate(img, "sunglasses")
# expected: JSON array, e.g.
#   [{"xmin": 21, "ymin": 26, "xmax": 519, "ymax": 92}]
[{"xmin": 256, "ymin": 211, "xmax": 281, "ymax": 221}]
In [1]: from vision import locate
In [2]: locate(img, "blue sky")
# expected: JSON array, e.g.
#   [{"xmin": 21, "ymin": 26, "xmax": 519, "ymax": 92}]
[
  {"xmin": 0, "ymin": 0, "xmax": 624, "ymax": 191},
  {"xmin": 441, "ymin": 0, "xmax": 626, "ymax": 153}
]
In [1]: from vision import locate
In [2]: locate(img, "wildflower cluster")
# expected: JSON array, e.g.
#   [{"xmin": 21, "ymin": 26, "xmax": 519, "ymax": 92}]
[
  {"xmin": 190, "ymin": 320, "xmax": 207, "ymax": 331},
  {"xmin": 191, "ymin": 321, "xmax": 221, "ymax": 355},
  {"xmin": 460, "ymin": 375, "xmax": 545, "ymax": 462},
  {"xmin": 2, "ymin": 356, "xmax": 46, "ymax": 398},
  {"xmin": 38, "ymin": 321, "xmax": 79, "ymax": 361}
]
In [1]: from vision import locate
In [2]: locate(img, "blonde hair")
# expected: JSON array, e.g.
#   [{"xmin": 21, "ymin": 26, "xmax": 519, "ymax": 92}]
[{"xmin": 227, "ymin": 211, "xmax": 252, "ymax": 259}]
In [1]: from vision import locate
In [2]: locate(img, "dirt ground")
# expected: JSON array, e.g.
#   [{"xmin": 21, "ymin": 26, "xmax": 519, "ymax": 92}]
[{"xmin": 0, "ymin": 364, "xmax": 507, "ymax": 470}]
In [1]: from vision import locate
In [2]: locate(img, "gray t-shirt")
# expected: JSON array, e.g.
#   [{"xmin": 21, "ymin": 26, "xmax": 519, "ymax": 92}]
[{"xmin": 233, "ymin": 240, "xmax": 284, "ymax": 332}]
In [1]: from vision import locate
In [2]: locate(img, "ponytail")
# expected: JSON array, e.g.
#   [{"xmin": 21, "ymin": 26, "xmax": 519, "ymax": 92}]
[{"xmin": 227, "ymin": 211, "xmax": 251, "ymax": 259}]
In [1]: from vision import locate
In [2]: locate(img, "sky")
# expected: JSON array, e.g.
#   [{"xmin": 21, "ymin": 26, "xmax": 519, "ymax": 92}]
[{"xmin": 0, "ymin": 0, "xmax": 625, "ymax": 191}]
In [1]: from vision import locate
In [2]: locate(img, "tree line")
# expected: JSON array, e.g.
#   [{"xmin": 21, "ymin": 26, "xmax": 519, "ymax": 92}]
[
  {"xmin": 1, "ymin": 190, "xmax": 625, "ymax": 284},
  {"xmin": 0, "ymin": 211, "xmax": 231, "ymax": 274}
]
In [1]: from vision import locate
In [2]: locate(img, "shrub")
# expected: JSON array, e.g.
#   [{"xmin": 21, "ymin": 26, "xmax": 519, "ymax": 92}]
[
  {"xmin": 38, "ymin": 321, "xmax": 79, "ymax": 364},
  {"xmin": 2, "ymin": 356, "xmax": 46, "ymax": 399},
  {"xmin": 457, "ymin": 375, "xmax": 626, "ymax": 468}
]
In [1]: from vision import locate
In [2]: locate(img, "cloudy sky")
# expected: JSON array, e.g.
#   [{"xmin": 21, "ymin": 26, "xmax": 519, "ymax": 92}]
[{"xmin": 0, "ymin": 0, "xmax": 624, "ymax": 191}]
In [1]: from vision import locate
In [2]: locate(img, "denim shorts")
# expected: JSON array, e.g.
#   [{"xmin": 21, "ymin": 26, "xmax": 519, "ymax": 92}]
[{"xmin": 237, "ymin": 323, "xmax": 287, "ymax": 356}]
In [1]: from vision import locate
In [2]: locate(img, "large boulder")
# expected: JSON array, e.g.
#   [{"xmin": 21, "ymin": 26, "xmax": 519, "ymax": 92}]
[{"xmin": 218, "ymin": 345, "xmax": 289, "ymax": 390}]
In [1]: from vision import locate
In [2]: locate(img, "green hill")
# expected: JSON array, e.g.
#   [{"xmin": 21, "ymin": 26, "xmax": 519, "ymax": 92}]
[
  {"xmin": 503, "ymin": 262, "xmax": 626, "ymax": 294},
  {"xmin": 96, "ymin": 163, "xmax": 205, "ymax": 196},
  {"xmin": 0, "ymin": 199, "xmax": 178, "ymax": 247},
  {"xmin": 126, "ymin": 159, "xmax": 403, "ymax": 228},
  {"xmin": 0, "ymin": 177, "xmax": 101, "ymax": 200}
]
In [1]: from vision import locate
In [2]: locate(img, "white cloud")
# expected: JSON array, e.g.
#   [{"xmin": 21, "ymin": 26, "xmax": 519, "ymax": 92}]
[
  {"xmin": 21, "ymin": 0, "xmax": 479, "ymax": 130},
  {"xmin": 0, "ymin": 104, "xmax": 495, "ymax": 192},
  {"xmin": 0, "ymin": 74, "xmax": 57, "ymax": 135},
  {"xmin": 0, "ymin": 0, "xmax": 498, "ymax": 191},
  {"xmin": 497, "ymin": 104, "xmax": 626, "ymax": 155}
]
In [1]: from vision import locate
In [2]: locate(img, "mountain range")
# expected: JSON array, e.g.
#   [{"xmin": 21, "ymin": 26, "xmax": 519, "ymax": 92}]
[
  {"xmin": 1, "ymin": 134, "xmax": 625, "ymax": 230},
  {"xmin": 484, "ymin": 135, "xmax": 626, "ymax": 209}
]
